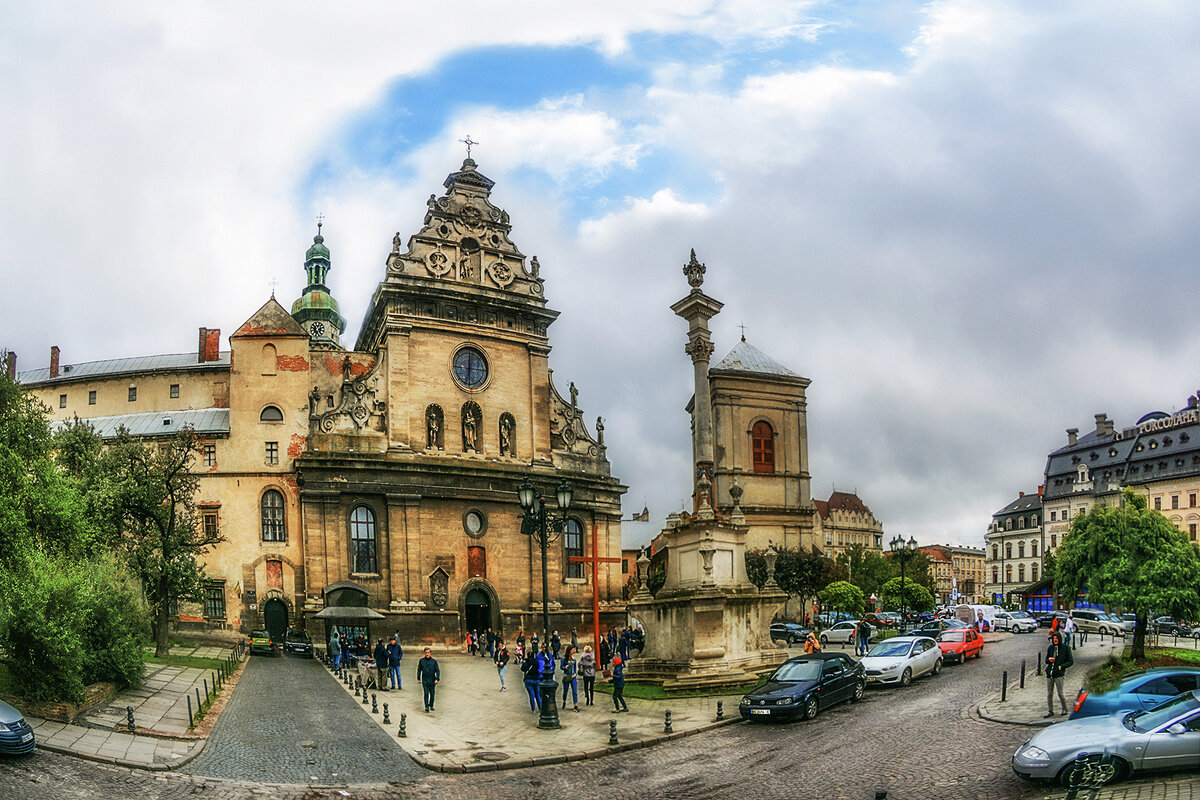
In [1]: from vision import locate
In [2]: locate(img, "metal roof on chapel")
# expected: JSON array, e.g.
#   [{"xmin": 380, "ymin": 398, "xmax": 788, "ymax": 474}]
[{"xmin": 711, "ymin": 339, "xmax": 799, "ymax": 378}]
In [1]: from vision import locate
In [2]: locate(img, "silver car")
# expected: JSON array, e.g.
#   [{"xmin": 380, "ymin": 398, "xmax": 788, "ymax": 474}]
[
  {"xmin": 1012, "ymin": 690, "xmax": 1200, "ymax": 787},
  {"xmin": 818, "ymin": 620, "xmax": 876, "ymax": 646},
  {"xmin": 860, "ymin": 636, "xmax": 942, "ymax": 686}
]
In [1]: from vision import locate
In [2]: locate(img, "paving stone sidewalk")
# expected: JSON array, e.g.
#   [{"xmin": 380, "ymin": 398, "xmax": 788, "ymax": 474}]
[
  {"xmin": 978, "ymin": 633, "xmax": 1124, "ymax": 726},
  {"xmin": 1042, "ymin": 775, "xmax": 1200, "ymax": 800},
  {"xmin": 26, "ymin": 644, "xmax": 242, "ymax": 770},
  {"xmin": 321, "ymin": 651, "xmax": 739, "ymax": 772}
]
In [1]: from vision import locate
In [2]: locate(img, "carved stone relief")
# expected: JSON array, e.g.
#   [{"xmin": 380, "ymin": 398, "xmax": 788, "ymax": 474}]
[
  {"xmin": 429, "ymin": 567, "xmax": 449, "ymax": 609},
  {"xmin": 313, "ymin": 355, "xmax": 387, "ymax": 434},
  {"xmin": 461, "ymin": 401, "xmax": 483, "ymax": 453},
  {"xmin": 548, "ymin": 373, "xmax": 602, "ymax": 458}
]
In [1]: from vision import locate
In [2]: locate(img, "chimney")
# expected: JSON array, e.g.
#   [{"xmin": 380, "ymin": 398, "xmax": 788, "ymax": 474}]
[
  {"xmin": 1037, "ymin": 484, "xmax": 1044, "ymax": 496},
  {"xmin": 1019, "ymin": 491, "xmax": 1025, "ymax": 497},
  {"xmin": 49, "ymin": 345, "xmax": 60, "ymax": 378},
  {"xmin": 1067, "ymin": 428, "xmax": 1078, "ymax": 446},
  {"xmin": 5, "ymin": 351, "xmax": 15, "ymax": 380},
  {"xmin": 198, "ymin": 328, "xmax": 220, "ymax": 363},
  {"xmin": 1095, "ymin": 413, "xmax": 1113, "ymax": 436}
]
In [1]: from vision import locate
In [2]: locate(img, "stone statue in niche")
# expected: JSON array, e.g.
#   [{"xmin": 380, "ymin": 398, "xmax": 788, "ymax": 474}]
[
  {"xmin": 463, "ymin": 413, "xmax": 477, "ymax": 452},
  {"xmin": 309, "ymin": 386, "xmax": 320, "ymax": 417},
  {"xmin": 460, "ymin": 258, "xmax": 472, "ymax": 280},
  {"xmin": 530, "ymin": 255, "xmax": 540, "ymax": 277},
  {"xmin": 342, "ymin": 355, "xmax": 352, "ymax": 382},
  {"xmin": 499, "ymin": 416, "xmax": 513, "ymax": 456},
  {"xmin": 430, "ymin": 569, "xmax": 449, "ymax": 609},
  {"xmin": 427, "ymin": 194, "xmax": 438, "ymax": 211},
  {"xmin": 427, "ymin": 409, "xmax": 440, "ymax": 449}
]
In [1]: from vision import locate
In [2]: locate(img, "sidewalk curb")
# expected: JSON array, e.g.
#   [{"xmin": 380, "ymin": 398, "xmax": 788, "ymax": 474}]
[
  {"xmin": 404, "ymin": 714, "xmax": 744, "ymax": 773},
  {"xmin": 973, "ymin": 695, "xmax": 1058, "ymax": 728}
]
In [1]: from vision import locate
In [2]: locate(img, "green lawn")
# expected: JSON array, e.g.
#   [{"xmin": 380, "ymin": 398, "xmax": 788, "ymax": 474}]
[
  {"xmin": 1085, "ymin": 646, "xmax": 1200, "ymax": 693},
  {"xmin": 143, "ymin": 652, "xmax": 228, "ymax": 672}
]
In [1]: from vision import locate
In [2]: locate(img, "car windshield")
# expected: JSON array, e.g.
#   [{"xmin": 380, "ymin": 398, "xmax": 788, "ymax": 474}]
[
  {"xmin": 252, "ymin": 630, "xmax": 269, "ymax": 638},
  {"xmin": 1127, "ymin": 692, "xmax": 1200, "ymax": 733},
  {"xmin": 937, "ymin": 632, "xmax": 965, "ymax": 642},
  {"xmin": 771, "ymin": 660, "xmax": 822, "ymax": 682},
  {"xmin": 867, "ymin": 641, "xmax": 913, "ymax": 658},
  {"xmin": 287, "ymin": 631, "xmax": 309, "ymax": 641},
  {"xmin": 1010, "ymin": 611, "xmax": 1031, "ymax": 619}
]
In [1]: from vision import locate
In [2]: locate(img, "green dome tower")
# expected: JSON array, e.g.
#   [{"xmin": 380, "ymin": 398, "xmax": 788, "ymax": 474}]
[{"xmin": 291, "ymin": 221, "xmax": 347, "ymax": 347}]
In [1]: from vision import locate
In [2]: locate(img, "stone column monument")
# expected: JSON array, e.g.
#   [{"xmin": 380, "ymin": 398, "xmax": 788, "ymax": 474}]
[{"xmin": 626, "ymin": 251, "xmax": 787, "ymax": 689}]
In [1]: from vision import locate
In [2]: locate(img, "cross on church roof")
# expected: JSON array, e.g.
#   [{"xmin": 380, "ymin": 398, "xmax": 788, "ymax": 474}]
[
  {"xmin": 739, "ymin": 323, "xmax": 747, "ymax": 342},
  {"xmin": 459, "ymin": 135, "xmax": 478, "ymax": 159},
  {"xmin": 316, "ymin": 213, "xmax": 325, "ymax": 230},
  {"xmin": 268, "ymin": 276, "xmax": 279, "ymax": 298}
]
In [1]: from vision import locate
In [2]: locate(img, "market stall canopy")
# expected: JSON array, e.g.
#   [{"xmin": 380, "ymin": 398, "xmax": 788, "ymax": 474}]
[{"xmin": 313, "ymin": 606, "xmax": 384, "ymax": 620}]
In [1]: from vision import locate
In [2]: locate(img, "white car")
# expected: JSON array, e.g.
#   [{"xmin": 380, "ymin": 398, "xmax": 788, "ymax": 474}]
[
  {"xmin": 994, "ymin": 610, "xmax": 1039, "ymax": 633},
  {"xmin": 860, "ymin": 636, "xmax": 943, "ymax": 686},
  {"xmin": 819, "ymin": 620, "xmax": 876, "ymax": 646}
]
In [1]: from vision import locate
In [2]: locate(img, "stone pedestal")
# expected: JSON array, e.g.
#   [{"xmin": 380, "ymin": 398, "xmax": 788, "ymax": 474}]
[{"xmin": 626, "ymin": 516, "xmax": 787, "ymax": 690}]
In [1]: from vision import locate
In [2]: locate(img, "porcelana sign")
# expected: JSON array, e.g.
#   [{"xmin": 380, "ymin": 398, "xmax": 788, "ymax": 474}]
[{"xmin": 1134, "ymin": 409, "xmax": 1199, "ymax": 435}]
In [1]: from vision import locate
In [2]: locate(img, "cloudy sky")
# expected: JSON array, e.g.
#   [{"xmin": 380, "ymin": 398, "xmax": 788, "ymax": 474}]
[{"xmin": 7, "ymin": 1, "xmax": 1200, "ymax": 548}]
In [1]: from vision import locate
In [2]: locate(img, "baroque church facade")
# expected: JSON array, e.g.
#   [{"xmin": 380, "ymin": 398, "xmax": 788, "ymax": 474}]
[{"xmin": 16, "ymin": 158, "xmax": 626, "ymax": 645}]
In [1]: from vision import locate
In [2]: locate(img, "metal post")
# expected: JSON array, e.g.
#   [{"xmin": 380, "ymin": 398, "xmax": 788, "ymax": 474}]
[
  {"xmin": 608, "ymin": 720, "xmax": 619, "ymax": 745},
  {"xmin": 195, "ymin": 687, "xmax": 202, "ymax": 710},
  {"xmin": 1001, "ymin": 670, "xmax": 1008, "ymax": 702},
  {"xmin": 204, "ymin": 678, "xmax": 209, "ymax": 703},
  {"xmin": 362, "ymin": 686, "xmax": 368, "ymax": 705},
  {"xmin": 399, "ymin": 713, "xmax": 407, "ymax": 738},
  {"xmin": 1020, "ymin": 660, "xmax": 1026, "ymax": 689},
  {"xmin": 716, "ymin": 700, "xmax": 724, "ymax": 721},
  {"xmin": 1037, "ymin": 651, "xmax": 1042, "ymax": 676},
  {"xmin": 383, "ymin": 703, "xmax": 390, "ymax": 724},
  {"xmin": 186, "ymin": 695, "xmax": 193, "ymax": 728},
  {"xmin": 664, "ymin": 710, "xmax": 673, "ymax": 733}
]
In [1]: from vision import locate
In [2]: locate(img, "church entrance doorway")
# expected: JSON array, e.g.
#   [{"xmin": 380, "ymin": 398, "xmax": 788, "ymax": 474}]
[
  {"xmin": 464, "ymin": 588, "xmax": 491, "ymax": 635},
  {"xmin": 263, "ymin": 598, "xmax": 288, "ymax": 643}
]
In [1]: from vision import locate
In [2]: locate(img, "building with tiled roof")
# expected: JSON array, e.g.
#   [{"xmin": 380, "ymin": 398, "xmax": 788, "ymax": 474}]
[
  {"xmin": 983, "ymin": 489, "xmax": 1044, "ymax": 606},
  {"xmin": 813, "ymin": 490, "xmax": 884, "ymax": 559}
]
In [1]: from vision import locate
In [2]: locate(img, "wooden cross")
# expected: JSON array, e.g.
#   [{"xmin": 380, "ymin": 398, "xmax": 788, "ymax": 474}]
[
  {"xmin": 460, "ymin": 135, "xmax": 478, "ymax": 158},
  {"xmin": 569, "ymin": 522, "xmax": 623, "ymax": 659}
]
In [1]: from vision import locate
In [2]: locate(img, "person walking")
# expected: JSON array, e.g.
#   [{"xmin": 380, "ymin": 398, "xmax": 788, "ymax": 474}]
[
  {"xmin": 485, "ymin": 628, "xmax": 496, "ymax": 658},
  {"xmin": 1061, "ymin": 614, "xmax": 1076, "ymax": 648},
  {"xmin": 804, "ymin": 629, "xmax": 821, "ymax": 654},
  {"xmin": 610, "ymin": 655, "xmax": 628, "ymax": 712},
  {"xmin": 521, "ymin": 650, "xmax": 541, "ymax": 712},
  {"xmin": 329, "ymin": 629, "xmax": 342, "ymax": 670},
  {"xmin": 551, "ymin": 630, "xmax": 562, "ymax": 658},
  {"xmin": 598, "ymin": 637, "xmax": 610, "ymax": 671},
  {"xmin": 1044, "ymin": 632, "xmax": 1074, "ymax": 718},
  {"xmin": 560, "ymin": 646, "xmax": 579, "ymax": 712},
  {"xmin": 495, "ymin": 642, "xmax": 510, "ymax": 692},
  {"xmin": 417, "ymin": 647, "xmax": 440, "ymax": 712},
  {"xmin": 855, "ymin": 619, "xmax": 870, "ymax": 657},
  {"xmin": 387, "ymin": 636, "xmax": 403, "ymax": 690},
  {"xmin": 578, "ymin": 645, "xmax": 596, "ymax": 706},
  {"xmin": 373, "ymin": 639, "xmax": 390, "ymax": 690}
]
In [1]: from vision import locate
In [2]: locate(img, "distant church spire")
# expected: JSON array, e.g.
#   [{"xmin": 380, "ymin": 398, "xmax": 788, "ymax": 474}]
[{"xmin": 291, "ymin": 218, "xmax": 346, "ymax": 348}]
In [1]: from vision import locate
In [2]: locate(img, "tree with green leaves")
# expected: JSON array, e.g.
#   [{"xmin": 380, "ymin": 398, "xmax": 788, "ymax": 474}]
[
  {"xmin": 1054, "ymin": 489, "xmax": 1200, "ymax": 659},
  {"xmin": 99, "ymin": 428, "xmax": 223, "ymax": 658},
  {"xmin": 880, "ymin": 577, "xmax": 935, "ymax": 614},
  {"xmin": 746, "ymin": 546, "xmax": 836, "ymax": 619},
  {"xmin": 836, "ymin": 545, "xmax": 897, "ymax": 597},
  {"xmin": 818, "ymin": 580, "xmax": 865, "ymax": 617}
]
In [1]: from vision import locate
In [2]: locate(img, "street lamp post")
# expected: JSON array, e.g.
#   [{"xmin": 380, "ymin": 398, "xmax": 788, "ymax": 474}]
[
  {"xmin": 890, "ymin": 535, "xmax": 918, "ymax": 632},
  {"xmin": 517, "ymin": 476, "xmax": 573, "ymax": 731}
]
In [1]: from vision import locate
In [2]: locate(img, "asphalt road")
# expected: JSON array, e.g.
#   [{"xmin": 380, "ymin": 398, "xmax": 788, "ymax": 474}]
[{"xmin": 0, "ymin": 632, "xmax": 1062, "ymax": 800}]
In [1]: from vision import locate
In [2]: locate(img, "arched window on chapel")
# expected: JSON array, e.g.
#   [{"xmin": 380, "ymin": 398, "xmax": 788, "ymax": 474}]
[
  {"xmin": 350, "ymin": 506, "xmax": 377, "ymax": 574},
  {"xmin": 752, "ymin": 421, "xmax": 775, "ymax": 474}
]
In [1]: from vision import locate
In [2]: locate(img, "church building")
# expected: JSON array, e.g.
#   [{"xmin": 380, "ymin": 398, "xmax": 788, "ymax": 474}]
[{"xmin": 15, "ymin": 158, "xmax": 627, "ymax": 646}]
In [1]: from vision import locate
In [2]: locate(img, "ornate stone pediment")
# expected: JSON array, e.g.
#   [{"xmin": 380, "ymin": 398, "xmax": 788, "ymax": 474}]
[
  {"xmin": 313, "ymin": 354, "xmax": 386, "ymax": 434},
  {"xmin": 548, "ymin": 371, "xmax": 602, "ymax": 458}
]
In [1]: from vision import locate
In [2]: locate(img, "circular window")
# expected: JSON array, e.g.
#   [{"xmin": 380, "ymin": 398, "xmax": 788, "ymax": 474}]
[
  {"xmin": 452, "ymin": 346, "xmax": 489, "ymax": 390},
  {"xmin": 463, "ymin": 508, "xmax": 488, "ymax": 538}
]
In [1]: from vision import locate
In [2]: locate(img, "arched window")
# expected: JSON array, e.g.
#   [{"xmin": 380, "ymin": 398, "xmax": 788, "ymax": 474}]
[
  {"xmin": 1018, "ymin": 541, "xmax": 1025, "ymax": 558},
  {"xmin": 261, "ymin": 490, "xmax": 286, "ymax": 542},
  {"xmin": 1005, "ymin": 519, "xmax": 1013, "ymax": 531},
  {"xmin": 350, "ymin": 506, "xmax": 377, "ymax": 574},
  {"xmin": 751, "ymin": 421, "xmax": 775, "ymax": 474},
  {"xmin": 261, "ymin": 344, "xmax": 277, "ymax": 375},
  {"xmin": 1032, "ymin": 564, "xmax": 1039, "ymax": 581},
  {"xmin": 1018, "ymin": 516, "xmax": 1026, "ymax": 529},
  {"xmin": 1005, "ymin": 564, "xmax": 1012, "ymax": 582},
  {"xmin": 1018, "ymin": 564, "xmax": 1026, "ymax": 582},
  {"xmin": 563, "ymin": 518, "xmax": 584, "ymax": 579},
  {"xmin": 260, "ymin": 405, "xmax": 283, "ymax": 422},
  {"xmin": 992, "ymin": 567, "xmax": 999, "ymax": 583}
]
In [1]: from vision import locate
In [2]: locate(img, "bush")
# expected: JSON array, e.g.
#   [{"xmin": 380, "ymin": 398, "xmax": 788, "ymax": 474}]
[{"xmin": 0, "ymin": 551, "xmax": 147, "ymax": 702}]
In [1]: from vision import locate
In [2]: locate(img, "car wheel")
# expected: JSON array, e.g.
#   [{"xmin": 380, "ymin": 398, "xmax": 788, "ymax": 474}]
[
  {"xmin": 932, "ymin": 658, "xmax": 942, "ymax": 675},
  {"xmin": 899, "ymin": 668, "xmax": 912, "ymax": 687},
  {"xmin": 975, "ymin": 647, "xmax": 983, "ymax": 658},
  {"xmin": 788, "ymin": 635, "xmax": 797, "ymax": 646},
  {"xmin": 801, "ymin": 695, "xmax": 819, "ymax": 720},
  {"xmin": 1056, "ymin": 756, "xmax": 1127, "ymax": 788},
  {"xmin": 851, "ymin": 681, "xmax": 865, "ymax": 703}
]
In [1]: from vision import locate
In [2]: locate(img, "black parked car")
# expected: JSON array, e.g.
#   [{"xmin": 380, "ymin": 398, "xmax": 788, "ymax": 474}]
[
  {"xmin": 1152, "ymin": 617, "xmax": 1189, "ymax": 637},
  {"xmin": 769, "ymin": 622, "xmax": 811, "ymax": 645},
  {"xmin": 283, "ymin": 628, "xmax": 313, "ymax": 658},
  {"xmin": 739, "ymin": 652, "xmax": 865, "ymax": 722},
  {"xmin": 1037, "ymin": 612, "xmax": 1067, "ymax": 628},
  {"xmin": 910, "ymin": 619, "xmax": 967, "ymax": 639}
]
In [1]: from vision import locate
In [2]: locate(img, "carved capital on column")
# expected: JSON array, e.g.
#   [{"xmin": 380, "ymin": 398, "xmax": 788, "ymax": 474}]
[{"xmin": 684, "ymin": 337, "xmax": 715, "ymax": 363}]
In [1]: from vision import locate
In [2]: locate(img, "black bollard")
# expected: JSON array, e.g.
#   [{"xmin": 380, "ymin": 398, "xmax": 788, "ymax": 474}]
[
  {"xmin": 399, "ymin": 713, "xmax": 407, "ymax": 738},
  {"xmin": 1020, "ymin": 660, "xmax": 1026, "ymax": 689},
  {"xmin": 362, "ymin": 686, "xmax": 368, "ymax": 705},
  {"xmin": 716, "ymin": 700, "xmax": 724, "ymax": 721},
  {"xmin": 1037, "ymin": 651, "xmax": 1042, "ymax": 676},
  {"xmin": 195, "ymin": 687, "xmax": 202, "ymax": 710},
  {"xmin": 354, "ymin": 684, "xmax": 360, "ymax": 698},
  {"xmin": 383, "ymin": 703, "xmax": 390, "ymax": 724},
  {"xmin": 875, "ymin": 793, "xmax": 888, "ymax": 800},
  {"xmin": 126, "ymin": 706, "xmax": 135, "ymax": 732},
  {"xmin": 204, "ymin": 678, "xmax": 209, "ymax": 703},
  {"xmin": 608, "ymin": 720, "xmax": 619, "ymax": 745},
  {"xmin": 186, "ymin": 694, "xmax": 193, "ymax": 728},
  {"xmin": 371, "ymin": 693, "xmax": 378, "ymax": 714},
  {"xmin": 1001, "ymin": 670, "xmax": 1008, "ymax": 703},
  {"xmin": 664, "ymin": 710, "xmax": 673, "ymax": 734}
]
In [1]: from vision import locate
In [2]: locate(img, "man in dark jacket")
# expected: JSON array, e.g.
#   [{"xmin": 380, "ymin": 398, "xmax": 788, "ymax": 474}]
[
  {"xmin": 550, "ymin": 631, "xmax": 561, "ymax": 658},
  {"xmin": 521, "ymin": 651, "xmax": 541, "ymax": 711},
  {"xmin": 373, "ymin": 639, "xmax": 390, "ymax": 690},
  {"xmin": 1045, "ymin": 632, "xmax": 1074, "ymax": 717},
  {"xmin": 417, "ymin": 647, "xmax": 440, "ymax": 712},
  {"xmin": 386, "ymin": 637, "xmax": 403, "ymax": 690},
  {"xmin": 611, "ymin": 655, "xmax": 628, "ymax": 712}
]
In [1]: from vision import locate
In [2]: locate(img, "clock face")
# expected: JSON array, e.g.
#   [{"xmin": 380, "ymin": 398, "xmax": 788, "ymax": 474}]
[
  {"xmin": 453, "ymin": 347, "xmax": 488, "ymax": 390},
  {"xmin": 310, "ymin": 321, "xmax": 326, "ymax": 338}
]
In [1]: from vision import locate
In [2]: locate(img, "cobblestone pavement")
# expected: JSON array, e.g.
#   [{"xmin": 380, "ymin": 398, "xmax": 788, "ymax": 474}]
[
  {"xmin": 180, "ymin": 653, "xmax": 423, "ymax": 784},
  {"xmin": 2, "ymin": 634, "xmax": 1197, "ymax": 800}
]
